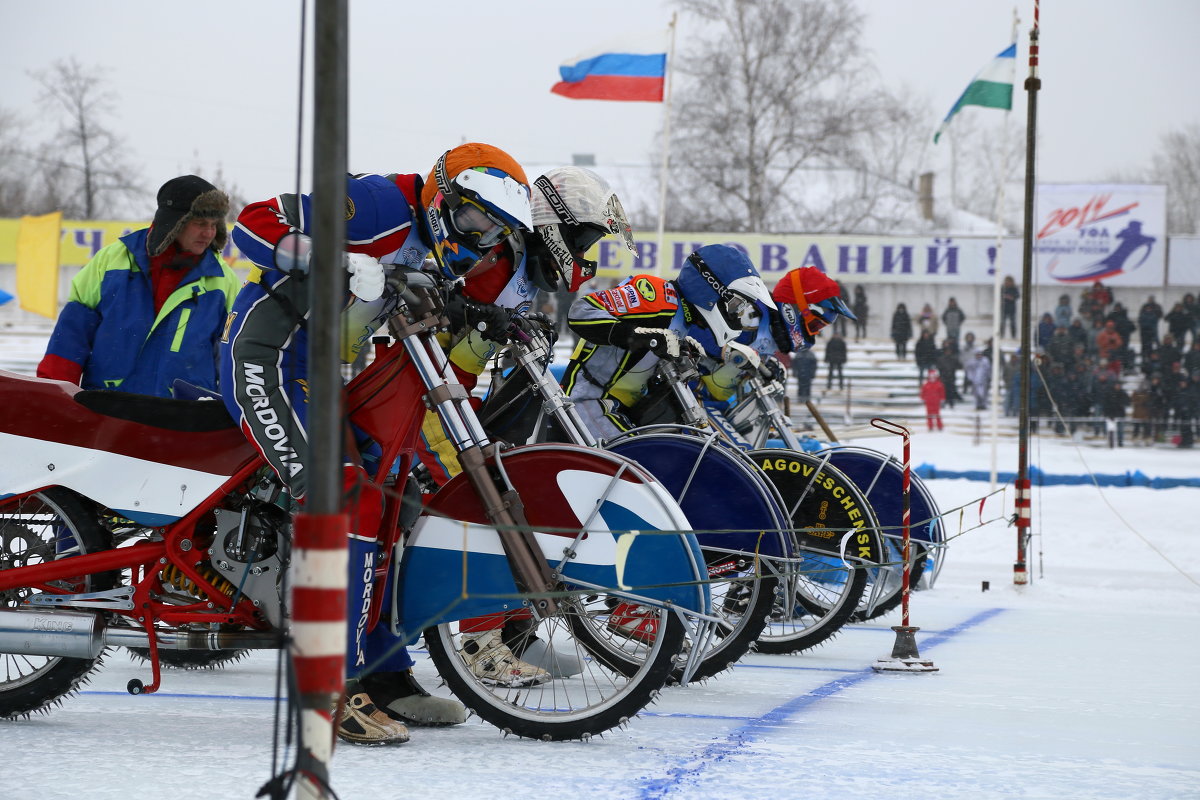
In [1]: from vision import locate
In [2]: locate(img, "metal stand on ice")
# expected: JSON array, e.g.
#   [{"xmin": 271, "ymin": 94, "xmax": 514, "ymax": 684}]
[{"xmin": 869, "ymin": 418, "xmax": 938, "ymax": 673}]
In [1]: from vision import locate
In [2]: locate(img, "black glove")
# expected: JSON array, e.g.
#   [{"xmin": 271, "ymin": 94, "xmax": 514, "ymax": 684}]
[
  {"xmin": 628, "ymin": 327, "xmax": 680, "ymax": 359},
  {"xmin": 521, "ymin": 311, "xmax": 558, "ymax": 346},
  {"xmin": 444, "ymin": 290, "xmax": 510, "ymax": 342},
  {"xmin": 759, "ymin": 356, "xmax": 786, "ymax": 385}
]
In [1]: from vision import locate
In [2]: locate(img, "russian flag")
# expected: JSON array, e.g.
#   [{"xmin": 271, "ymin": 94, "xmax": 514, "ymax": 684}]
[{"xmin": 551, "ymin": 33, "xmax": 667, "ymax": 102}]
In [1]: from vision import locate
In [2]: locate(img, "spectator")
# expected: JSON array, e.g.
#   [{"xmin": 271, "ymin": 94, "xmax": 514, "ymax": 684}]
[
  {"xmin": 1095, "ymin": 320, "xmax": 1123, "ymax": 366},
  {"xmin": 833, "ymin": 281, "xmax": 850, "ymax": 336},
  {"xmin": 1000, "ymin": 275, "xmax": 1019, "ymax": 338},
  {"xmin": 1165, "ymin": 301, "xmax": 1192, "ymax": 349},
  {"xmin": 966, "ymin": 350, "xmax": 992, "ymax": 410},
  {"xmin": 37, "ymin": 175, "xmax": 240, "ymax": 397},
  {"xmin": 1036, "ymin": 312, "xmax": 1056, "ymax": 350},
  {"xmin": 824, "ymin": 330, "xmax": 848, "ymax": 390},
  {"xmin": 917, "ymin": 302, "xmax": 938, "ymax": 339},
  {"xmin": 936, "ymin": 339, "xmax": 962, "ymax": 408},
  {"xmin": 851, "ymin": 285, "xmax": 869, "ymax": 341},
  {"xmin": 1067, "ymin": 317, "xmax": 1089, "ymax": 352},
  {"xmin": 1184, "ymin": 339, "xmax": 1200, "ymax": 378},
  {"xmin": 941, "ymin": 297, "xmax": 966, "ymax": 343},
  {"xmin": 791, "ymin": 346, "xmax": 818, "ymax": 402},
  {"xmin": 1157, "ymin": 333, "xmax": 1182, "ymax": 375},
  {"xmin": 1147, "ymin": 373, "xmax": 1169, "ymax": 442},
  {"xmin": 1179, "ymin": 372, "xmax": 1200, "ymax": 448},
  {"xmin": 1129, "ymin": 379, "xmax": 1153, "ymax": 445},
  {"xmin": 890, "ymin": 302, "xmax": 913, "ymax": 359},
  {"xmin": 1106, "ymin": 302, "xmax": 1136, "ymax": 369},
  {"xmin": 920, "ymin": 368, "xmax": 946, "ymax": 431},
  {"xmin": 1053, "ymin": 293, "xmax": 1073, "ymax": 331},
  {"xmin": 1184, "ymin": 292, "xmax": 1199, "ymax": 347},
  {"xmin": 914, "ymin": 329, "xmax": 939, "ymax": 387},
  {"xmin": 1081, "ymin": 280, "xmax": 1113, "ymax": 321},
  {"xmin": 1046, "ymin": 326, "xmax": 1075, "ymax": 368},
  {"xmin": 1096, "ymin": 372, "xmax": 1130, "ymax": 448},
  {"xmin": 960, "ymin": 331, "xmax": 978, "ymax": 394},
  {"xmin": 1137, "ymin": 295, "xmax": 1164, "ymax": 354}
]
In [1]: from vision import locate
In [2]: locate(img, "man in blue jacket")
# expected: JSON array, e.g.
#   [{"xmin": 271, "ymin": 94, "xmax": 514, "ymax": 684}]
[{"xmin": 37, "ymin": 175, "xmax": 240, "ymax": 397}]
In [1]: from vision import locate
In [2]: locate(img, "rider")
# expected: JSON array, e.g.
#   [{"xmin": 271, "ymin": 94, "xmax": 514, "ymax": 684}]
[
  {"xmin": 220, "ymin": 143, "xmax": 533, "ymax": 745},
  {"xmin": 409, "ymin": 166, "xmax": 636, "ymax": 684},
  {"xmin": 692, "ymin": 265, "xmax": 857, "ymax": 403},
  {"xmin": 560, "ymin": 243, "xmax": 775, "ymax": 440}
]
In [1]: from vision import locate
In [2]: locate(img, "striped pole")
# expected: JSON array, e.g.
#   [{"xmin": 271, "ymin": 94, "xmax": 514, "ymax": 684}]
[
  {"xmin": 291, "ymin": 512, "xmax": 349, "ymax": 799},
  {"xmin": 870, "ymin": 417, "xmax": 936, "ymax": 672},
  {"xmin": 871, "ymin": 418, "xmax": 912, "ymax": 625}
]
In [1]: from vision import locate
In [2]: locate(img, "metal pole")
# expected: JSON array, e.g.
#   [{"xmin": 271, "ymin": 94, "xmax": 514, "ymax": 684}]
[
  {"xmin": 293, "ymin": 1, "xmax": 348, "ymax": 797},
  {"xmin": 655, "ymin": 12, "xmax": 678, "ymax": 273},
  {"xmin": 1015, "ymin": 4, "xmax": 1040, "ymax": 586}
]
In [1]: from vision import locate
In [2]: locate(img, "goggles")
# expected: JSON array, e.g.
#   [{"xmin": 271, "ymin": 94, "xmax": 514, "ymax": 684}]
[
  {"xmin": 800, "ymin": 300, "xmax": 841, "ymax": 336},
  {"xmin": 722, "ymin": 292, "xmax": 760, "ymax": 330},
  {"xmin": 451, "ymin": 198, "xmax": 514, "ymax": 249}
]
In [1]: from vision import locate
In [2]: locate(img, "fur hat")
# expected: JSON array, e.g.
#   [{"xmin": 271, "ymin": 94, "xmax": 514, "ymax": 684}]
[{"xmin": 147, "ymin": 175, "xmax": 229, "ymax": 257}]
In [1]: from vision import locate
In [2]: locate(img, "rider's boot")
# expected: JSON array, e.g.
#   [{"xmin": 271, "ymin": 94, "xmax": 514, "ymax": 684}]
[
  {"xmin": 501, "ymin": 616, "xmax": 584, "ymax": 679},
  {"xmin": 606, "ymin": 602, "xmax": 659, "ymax": 643},
  {"xmin": 458, "ymin": 629, "xmax": 551, "ymax": 688},
  {"xmin": 361, "ymin": 669, "xmax": 467, "ymax": 727},
  {"xmin": 336, "ymin": 680, "xmax": 410, "ymax": 745}
]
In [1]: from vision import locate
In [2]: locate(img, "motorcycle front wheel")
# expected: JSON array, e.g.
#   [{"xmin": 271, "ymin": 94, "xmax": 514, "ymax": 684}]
[{"xmin": 425, "ymin": 600, "xmax": 684, "ymax": 741}]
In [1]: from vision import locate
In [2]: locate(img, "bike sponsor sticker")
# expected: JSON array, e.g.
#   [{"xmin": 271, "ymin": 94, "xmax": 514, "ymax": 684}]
[{"xmin": 754, "ymin": 451, "xmax": 880, "ymax": 562}]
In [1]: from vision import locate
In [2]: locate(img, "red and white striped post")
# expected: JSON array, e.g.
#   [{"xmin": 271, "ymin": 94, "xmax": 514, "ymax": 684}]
[
  {"xmin": 870, "ymin": 417, "xmax": 937, "ymax": 673},
  {"xmin": 290, "ymin": 512, "xmax": 349, "ymax": 799}
]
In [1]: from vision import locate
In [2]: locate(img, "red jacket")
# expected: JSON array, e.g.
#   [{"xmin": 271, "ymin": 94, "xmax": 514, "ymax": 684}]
[{"xmin": 920, "ymin": 377, "xmax": 946, "ymax": 411}]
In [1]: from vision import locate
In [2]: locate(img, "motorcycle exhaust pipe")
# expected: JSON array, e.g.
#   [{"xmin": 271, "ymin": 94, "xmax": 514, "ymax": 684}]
[
  {"xmin": 0, "ymin": 609, "xmax": 283, "ymax": 658},
  {"xmin": 0, "ymin": 608, "xmax": 105, "ymax": 659}
]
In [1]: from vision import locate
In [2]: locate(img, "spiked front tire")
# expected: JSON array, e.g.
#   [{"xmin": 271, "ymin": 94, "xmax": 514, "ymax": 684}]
[{"xmin": 424, "ymin": 600, "xmax": 684, "ymax": 741}]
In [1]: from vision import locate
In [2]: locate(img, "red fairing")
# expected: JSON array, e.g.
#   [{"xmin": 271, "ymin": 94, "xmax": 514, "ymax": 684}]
[{"xmin": 0, "ymin": 370, "xmax": 256, "ymax": 475}]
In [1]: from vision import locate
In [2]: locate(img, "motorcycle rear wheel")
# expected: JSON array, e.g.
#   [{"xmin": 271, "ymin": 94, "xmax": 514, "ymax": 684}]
[{"xmin": 0, "ymin": 488, "xmax": 116, "ymax": 717}]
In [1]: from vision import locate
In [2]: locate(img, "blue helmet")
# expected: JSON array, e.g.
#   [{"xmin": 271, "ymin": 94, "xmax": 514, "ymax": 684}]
[{"xmin": 676, "ymin": 244, "xmax": 774, "ymax": 347}]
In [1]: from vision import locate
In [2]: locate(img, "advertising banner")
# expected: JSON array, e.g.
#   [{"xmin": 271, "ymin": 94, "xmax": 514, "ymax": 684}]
[{"xmin": 1034, "ymin": 184, "xmax": 1167, "ymax": 287}]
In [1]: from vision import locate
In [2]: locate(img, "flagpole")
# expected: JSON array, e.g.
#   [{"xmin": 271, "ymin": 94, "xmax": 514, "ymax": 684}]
[
  {"xmin": 655, "ymin": 13, "xmax": 677, "ymax": 275},
  {"xmin": 989, "ymin": 9, "xmax": 1020, "ymax": 488},
  {"xmin": 1014, "ymin": 1, "xmax": 1040, "ymax": 586}
]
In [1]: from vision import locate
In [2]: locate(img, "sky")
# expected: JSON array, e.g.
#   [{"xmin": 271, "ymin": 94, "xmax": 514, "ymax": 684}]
[{"xmin": 1, "ymin": 0, "xmax": 1198, "ymax": 216}]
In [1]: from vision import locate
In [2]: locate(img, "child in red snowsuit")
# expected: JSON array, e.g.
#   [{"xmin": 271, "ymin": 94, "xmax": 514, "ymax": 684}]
[{"xmin": 920, "ymin": 368, "xmax": 946, "ymax": 431}]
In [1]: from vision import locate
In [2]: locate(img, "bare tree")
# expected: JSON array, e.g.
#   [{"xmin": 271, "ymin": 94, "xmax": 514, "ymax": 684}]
[
  {"xmin": 29, "ymin": 57, "xmax": 143, "ymax": 218},
  {"xmin": 940, "ymin": 113, "xmax": 1025, "ymax": 229},
  {"xmin": 1149, "ymin": 124, "xmax": 1200, "ymax": 234},
  {"xmin": 664, "ymin": 0, "xmax": 929, "ymax": 234}
]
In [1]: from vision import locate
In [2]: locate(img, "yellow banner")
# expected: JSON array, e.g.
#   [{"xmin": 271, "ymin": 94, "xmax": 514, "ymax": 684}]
[
  {"xmin": 0, "ymin": 219, "xmax": 259, "ymax": 270},
  {"xmin": 15, "ymin": 212, "xmax": 64, "ymax": 319}
]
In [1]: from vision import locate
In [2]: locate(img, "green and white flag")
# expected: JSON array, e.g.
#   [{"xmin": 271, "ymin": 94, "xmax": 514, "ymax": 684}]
[{"xmin": 933, "ymin": 43, "xmax": 1016, "ymax": 144}]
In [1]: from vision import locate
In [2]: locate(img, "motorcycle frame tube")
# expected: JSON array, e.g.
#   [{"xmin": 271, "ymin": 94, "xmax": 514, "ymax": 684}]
[{"xmin": 0, "ymin": 459, "xmax": 268, "ymax": 630}]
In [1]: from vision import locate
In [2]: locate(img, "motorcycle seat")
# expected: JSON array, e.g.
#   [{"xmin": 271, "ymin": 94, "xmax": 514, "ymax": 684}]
[{"xmin": 74, "ymin": 390, "xmax": 237, "ymax": 432}]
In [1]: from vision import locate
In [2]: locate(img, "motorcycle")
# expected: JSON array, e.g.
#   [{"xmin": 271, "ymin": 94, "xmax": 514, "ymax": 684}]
[{"xmin": 0, "ymin": 266, "xmax": 713, "ymax": 741}]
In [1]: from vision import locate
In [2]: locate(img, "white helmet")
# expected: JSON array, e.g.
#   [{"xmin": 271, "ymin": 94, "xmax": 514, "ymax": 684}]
[{"xmin": 528, "ymin": 166, "xmax": 636, "ymax": 292}]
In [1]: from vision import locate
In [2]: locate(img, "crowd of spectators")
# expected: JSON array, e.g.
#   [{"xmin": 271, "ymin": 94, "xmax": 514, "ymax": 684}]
[{"xmin": 823, "ymin": 280, "xmax": 1200, "ymax": 448}]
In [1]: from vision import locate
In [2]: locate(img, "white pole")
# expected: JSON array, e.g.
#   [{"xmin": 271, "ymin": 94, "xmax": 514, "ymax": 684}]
[
  {"xmin": 989, "ymin": 11, "xmax": 1020, "ymax": 489},
  {"xmin": 655, "ymin": 13, "xmax": 678, "ymax": 274}
]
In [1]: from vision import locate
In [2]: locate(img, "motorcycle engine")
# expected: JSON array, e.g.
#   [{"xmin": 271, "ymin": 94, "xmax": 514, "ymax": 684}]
[{"xmin": 208, "ymin": 498, "xmax": 290, "ymax": 627}]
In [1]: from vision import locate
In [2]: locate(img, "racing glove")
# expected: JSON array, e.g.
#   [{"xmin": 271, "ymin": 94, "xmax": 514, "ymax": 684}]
[
  {"xmin": 630, "ymin": 327, "xmax": 681, "ymax": 359},
  {"xmin": 346, "ymin": 252, "xmax": 385, "ymax": 302},
  {"xmin": 722, "ymin": 341, "xmax": 761, "ymax": 372}
]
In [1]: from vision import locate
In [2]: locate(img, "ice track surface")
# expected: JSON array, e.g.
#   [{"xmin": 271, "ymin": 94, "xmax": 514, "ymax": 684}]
[{"xmin": 3, "ymin": 436, "xmax": 1199, "ymax": 800}]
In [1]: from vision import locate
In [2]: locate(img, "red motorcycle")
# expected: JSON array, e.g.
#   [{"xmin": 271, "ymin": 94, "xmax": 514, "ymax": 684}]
[{"xmin": 0, "ymin": 267, "xmax": 711, "ymax": 740}]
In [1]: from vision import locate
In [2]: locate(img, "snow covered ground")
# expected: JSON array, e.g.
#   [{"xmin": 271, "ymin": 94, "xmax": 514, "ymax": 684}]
[{"xmin": 3, "ymin": 428, "xmax": 1198, "ymax": 800}]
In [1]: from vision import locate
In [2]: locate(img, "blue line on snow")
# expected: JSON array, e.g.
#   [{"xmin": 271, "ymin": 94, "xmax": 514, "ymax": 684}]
[{"xmin": 636, "ymin": 607, "xmax": 1005, "ymax": 800}]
